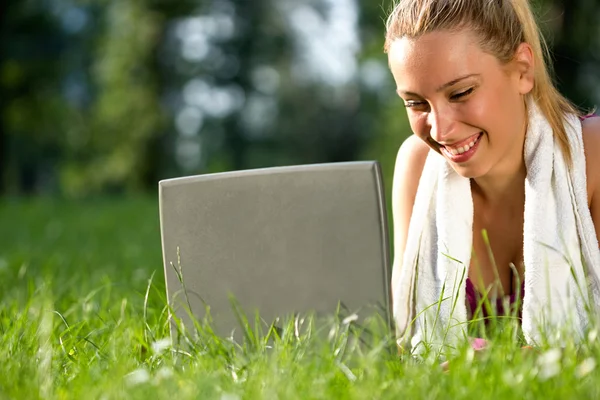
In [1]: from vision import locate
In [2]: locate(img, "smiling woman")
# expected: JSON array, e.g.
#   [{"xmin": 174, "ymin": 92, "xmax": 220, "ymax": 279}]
[
  {"xmin": 389, "ymin": 29, "xmax": 532, "ymax": 179},
  {"xmin": 385, "ymin": 0, "xmax": 600, "ymax": 354}
]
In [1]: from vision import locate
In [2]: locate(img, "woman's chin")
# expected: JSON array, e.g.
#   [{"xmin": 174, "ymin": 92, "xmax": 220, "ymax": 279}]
[
  {"xmin": 447, "ymin": 162, "xmax": 487, "ymax": 180},
  {"xmin": 442, "ymin": 145, "xmax": 489, "ymax": 179}
]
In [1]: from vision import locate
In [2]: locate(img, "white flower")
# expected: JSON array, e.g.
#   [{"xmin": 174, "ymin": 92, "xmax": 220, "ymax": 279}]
[
  {"xmin": 588, "ymin": 330, "xmax": 598, "ymax": 343},
  {"xmin": 342, "ymin": 314, "xmax": 359, "ymax": 325},
  {"xmin": 125, "ymin": 368, "xmax": 150, "ymax": 386},
  {"xmin": 538, "ymin": 364, "xmax": 560, "ymax": 380},
  {"xmin": 155, "ymin": 366, "xmax": 174, "ymax": 382},
  {"xmin": 502, "ymin": 370, "xmax": 524, "ymax": 386},
  {"xmin": 151, "ymin": 338, "xmax": 172, "ymax": 355},
  {"xmin": 538, "ymin": 349, "xmax": 562, "ymax": 366},
  {"xmin": 575, "ymin": 358, "xmax": 596, "ymax": 378},
  {"xmin": 537, "ymin": 349, "xmax": 562, "ymax": 381}
]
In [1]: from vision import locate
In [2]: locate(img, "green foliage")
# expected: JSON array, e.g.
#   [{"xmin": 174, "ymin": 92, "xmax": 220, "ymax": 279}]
[
  {"xmin": 61, "ymin": 1, "xmax": 166, "ymax": 196},
  {"xmin": 1, "ymin": 0, "xmax": 167, "ymax": 196},
  {"xmin": 1, "ymin": 0, "xmax": 599, "ymax": 198}
]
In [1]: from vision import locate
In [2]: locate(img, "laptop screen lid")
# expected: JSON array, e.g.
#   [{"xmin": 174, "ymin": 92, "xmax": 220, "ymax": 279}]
[{"xmin": 159, "ymin": 161, "xmax": 392, "ymax": 339}]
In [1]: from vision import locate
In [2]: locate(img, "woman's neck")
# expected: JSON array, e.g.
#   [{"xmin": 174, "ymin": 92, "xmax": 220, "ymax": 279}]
[
  {"xmin": 472, "ymin": 115, "xmax": 529, "ymax": 205},
  {"xmin": 471, "ymin": 155, "xmax": 527, "ymax": 206}
]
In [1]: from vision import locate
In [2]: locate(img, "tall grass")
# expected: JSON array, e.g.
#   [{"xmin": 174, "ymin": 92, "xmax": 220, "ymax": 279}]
[{"xmin": 0, "ymin": 198, "xmax": 599, "ymax": 399}]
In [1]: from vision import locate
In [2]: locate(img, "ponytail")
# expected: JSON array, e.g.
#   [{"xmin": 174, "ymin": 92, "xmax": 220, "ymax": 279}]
[{"xmin": 511, "ymin": 0, "xmax": 578, "ymax": 165}]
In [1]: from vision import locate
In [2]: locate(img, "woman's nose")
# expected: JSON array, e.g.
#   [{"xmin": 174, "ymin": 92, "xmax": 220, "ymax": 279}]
[{"xmin": 427, "ymin": 108, "xmax": 455, "ymax": 144}]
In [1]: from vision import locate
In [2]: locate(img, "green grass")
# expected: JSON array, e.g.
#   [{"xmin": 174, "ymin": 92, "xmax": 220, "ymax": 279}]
[{"xmin": 1, "ymin": 197, "xmax": 599, "ymax": 399}]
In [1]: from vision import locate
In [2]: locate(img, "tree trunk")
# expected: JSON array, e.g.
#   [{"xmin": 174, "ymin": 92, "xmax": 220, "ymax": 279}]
[{"xmin": 0, "ymin": 0, "xmax": 10, "ymax": 195}]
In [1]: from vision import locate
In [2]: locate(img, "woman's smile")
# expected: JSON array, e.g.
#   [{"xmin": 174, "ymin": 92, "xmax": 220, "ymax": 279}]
[{"xmin": 439, "ymin": 132, "xmax": 483, "ymax": 163}]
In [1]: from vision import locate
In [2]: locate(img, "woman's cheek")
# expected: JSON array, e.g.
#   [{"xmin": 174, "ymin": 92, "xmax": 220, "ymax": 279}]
[
  {"xmin": 460, "ymin": 99, "xmax": 488, "ymax": 131},
  {"xmin": 409, "ymin": 114, "xmax": 429, "ymax": 141}
]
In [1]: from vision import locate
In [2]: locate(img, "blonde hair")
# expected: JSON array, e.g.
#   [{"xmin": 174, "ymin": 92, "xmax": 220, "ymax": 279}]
[{"xmin": 384, "ymin": 0, "xmax": 580, "ymax": 165}]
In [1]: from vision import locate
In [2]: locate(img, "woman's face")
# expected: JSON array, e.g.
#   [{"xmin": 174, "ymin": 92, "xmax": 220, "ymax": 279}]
[{"xmin": 388, "ymin": 29, "xmax": 533, "ymax": 179}]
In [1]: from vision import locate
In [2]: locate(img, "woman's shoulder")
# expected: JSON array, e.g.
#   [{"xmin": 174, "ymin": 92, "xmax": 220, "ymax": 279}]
[
  {"xmin": 581, "ymin": 115, "xmax": 600, "ymax": 206},
  {"xmin": 391, "ymin": 135, "xmax": 431, "ymax": 264},
  {"xmin": 392, "ymin": 135, "xmax": 430, "ymax": 195},
  {"xmin": 395, "ymin": 134, "xmax": 431, "ymax": 163},
  {"xmin": 581, "ymin": 115, "xmax": 600, "ymax": 169},
  {"xmin": 581, "ymin": 113, "xmax": 600, "ymax": 145}
]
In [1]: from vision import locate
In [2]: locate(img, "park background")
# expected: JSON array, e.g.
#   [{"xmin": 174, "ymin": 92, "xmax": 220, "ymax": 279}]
[
  {"xmin": 1, "ymin": 0, "xmax": 600, "ymax": 398},
  {"xmin": 2, "ymin": 0, "xmax": 599, "ymax": 199}
]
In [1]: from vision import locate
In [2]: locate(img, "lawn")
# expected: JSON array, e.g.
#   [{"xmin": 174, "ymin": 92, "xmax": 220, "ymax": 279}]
[{"xmin": 0, "ymin": 197, "xmax": 599, "ymax": 399}]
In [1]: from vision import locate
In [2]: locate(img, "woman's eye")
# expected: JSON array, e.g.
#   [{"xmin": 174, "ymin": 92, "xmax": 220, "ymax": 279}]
[
  {"xmin": 450, "ymin": 87, "xmax": 474, "ymax": 100},
  {"xmin": 404, "ymin": 100, "xmax": 427, "ymax": 109}
]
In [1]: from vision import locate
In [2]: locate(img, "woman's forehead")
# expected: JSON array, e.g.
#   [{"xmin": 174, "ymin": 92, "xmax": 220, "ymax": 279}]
[{"xmin": 388, "ymin": 30, "xmax": 493, "ymax": 93}]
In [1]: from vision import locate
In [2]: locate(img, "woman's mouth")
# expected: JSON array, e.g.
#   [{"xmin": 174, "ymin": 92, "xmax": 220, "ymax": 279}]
[{"xmin": 439, "ymin": 132, "xmax": 483, "ymax": 163}]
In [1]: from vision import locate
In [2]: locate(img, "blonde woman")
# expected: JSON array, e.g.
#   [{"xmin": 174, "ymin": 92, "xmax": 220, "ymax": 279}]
[{"xmin": 387, "ymin": 0, "xmax": 600, "ymax": 353}]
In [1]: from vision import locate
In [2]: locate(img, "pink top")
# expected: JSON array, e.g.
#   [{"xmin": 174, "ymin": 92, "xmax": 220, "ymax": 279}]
[
  {"xmin": 581, "ymin": 113, "xmax": 598, "ymax": 121},
  {"xmin": 465, "ymin": 277, "xmax": 524, "ymax": 322}
]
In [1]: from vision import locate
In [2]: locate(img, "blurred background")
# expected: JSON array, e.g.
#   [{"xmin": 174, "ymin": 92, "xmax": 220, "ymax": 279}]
[{"xmin": 2, "ymin": 0, "xmax": 599, "ymax": 200}]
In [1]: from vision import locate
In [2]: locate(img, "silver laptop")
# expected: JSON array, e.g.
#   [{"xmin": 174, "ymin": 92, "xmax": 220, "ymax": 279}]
[{"xmin": 159, "ymin": 161, "xmax": 392, "ymax": 340}]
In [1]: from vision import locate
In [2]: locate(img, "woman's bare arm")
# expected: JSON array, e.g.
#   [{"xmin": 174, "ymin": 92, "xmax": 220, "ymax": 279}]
[
  {"xmin": 390, "ymin": 135, "xmax": 430, "ymax": 296},
  {"xmin": 582, "ymin": 117, "xmax": 600, "ymax": 241}
]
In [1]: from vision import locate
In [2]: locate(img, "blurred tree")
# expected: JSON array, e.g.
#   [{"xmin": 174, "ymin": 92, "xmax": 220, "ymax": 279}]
[
  {"xmin": 59, "ymin": 0, "xmax": 167, "ymax": 196},
  {"xmin": 356, "ymin": 0, "xmax": 408, "ymax": 209},
  {"xmin": 0, "ymin": 0, "xmax": 70, "ymax": 194},
  {"xmin": 164, "ymin": 0, "xmax": 372, "ymax": 177},
  {"xmin": 273, "ymin": 0, "xmax": 369, "ymax": 167},
  {"xmin": 544, "ymin": 0, "xmax": 600, "ymax": 111},
  {"xmin": 0, "ymin": 0, "xmax": 598, "ymax": 197}
]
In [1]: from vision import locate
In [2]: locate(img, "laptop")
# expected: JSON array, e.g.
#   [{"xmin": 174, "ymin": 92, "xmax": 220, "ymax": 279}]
[{"xmin": 158, "ymin": 161, "xmax": 392, "ymax": 340}]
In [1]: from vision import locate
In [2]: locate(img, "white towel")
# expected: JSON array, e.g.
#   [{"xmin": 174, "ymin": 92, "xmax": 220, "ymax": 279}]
[{"xmin": 392, "ymin": 101, "xmax": 600, "ymax": 354}]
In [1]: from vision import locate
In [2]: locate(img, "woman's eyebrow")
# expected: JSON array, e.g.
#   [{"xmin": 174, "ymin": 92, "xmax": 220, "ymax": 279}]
[
  {"xmin": 435, "ymin": 73, "xmax": 480, "ymax": 92},
  {"xmin": 396, "ymin": 73, "xmax": 481, "ymax": 97}
]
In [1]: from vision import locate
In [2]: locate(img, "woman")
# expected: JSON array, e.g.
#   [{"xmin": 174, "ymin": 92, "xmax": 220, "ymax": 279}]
[{"xmin": 386, "ymin": 0, "xmax": 600, "ymax": 354}]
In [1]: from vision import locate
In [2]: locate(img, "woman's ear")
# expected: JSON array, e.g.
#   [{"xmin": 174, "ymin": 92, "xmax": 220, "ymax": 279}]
[{"xmin": 514, "ymin": 42, "xmax": 535, "ymax": 95}]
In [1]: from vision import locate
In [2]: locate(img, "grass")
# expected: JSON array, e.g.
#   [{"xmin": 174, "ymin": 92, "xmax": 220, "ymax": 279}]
[{"xmin": 1, "ymin": 197, "xmax": 600, "ymax": 399}]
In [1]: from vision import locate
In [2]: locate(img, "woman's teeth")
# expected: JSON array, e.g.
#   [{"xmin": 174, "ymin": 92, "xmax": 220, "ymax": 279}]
[{"xmin": 447, "ymin": 135, "xmax": 479, "ymax": 155}]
